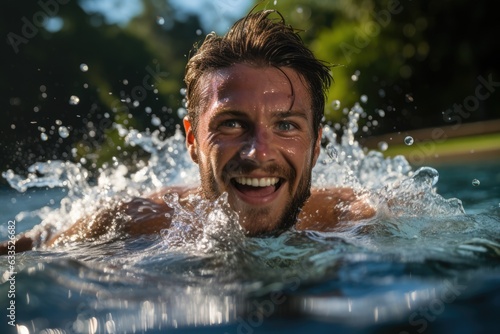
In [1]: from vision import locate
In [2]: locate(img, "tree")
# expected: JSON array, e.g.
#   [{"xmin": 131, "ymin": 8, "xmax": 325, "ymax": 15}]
[
  {"xmin": 254, "ymin": 0, "xmax": 500, "ymax": 138},
  {"xmin": 0, "ymin": 0, "xmax": 205, "ymax": 179}
]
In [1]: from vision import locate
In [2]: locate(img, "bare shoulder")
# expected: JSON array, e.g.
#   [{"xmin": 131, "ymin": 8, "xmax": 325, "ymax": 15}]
[
  {"xmin": 47, "ymin": 186, "xmax": 197, "ymax": 246},
  {"xmin": 296, "ymin": 187, "xmax": 376, "ymax": 231},
  {"xmin": 0, "ymin": 186, "xmax": 196, "ymax": 254}
]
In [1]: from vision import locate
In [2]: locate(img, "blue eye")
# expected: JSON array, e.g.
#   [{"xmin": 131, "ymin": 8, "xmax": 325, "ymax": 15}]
[{"xmin": 277, "ymin": 121, "xmax": 296, "ymax": 131}]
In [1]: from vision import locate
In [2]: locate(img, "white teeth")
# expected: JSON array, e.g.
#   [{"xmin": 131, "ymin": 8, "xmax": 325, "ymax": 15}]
[{"xmin": 234, "ymin": 177, "xmax": 279, "ymax": 187}]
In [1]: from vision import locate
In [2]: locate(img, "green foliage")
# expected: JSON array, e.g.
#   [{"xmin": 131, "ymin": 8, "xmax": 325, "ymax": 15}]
[
  {"xmin": 1, "ymin": 0, "xmax": 498, "ymax": 178},
  {"xmin": 254, "ymin": 0, "xmax": 499, "ymax": 136},
  {"xmin": 0, "ymin": 0, "xmax": 204, "ymax": 176}
]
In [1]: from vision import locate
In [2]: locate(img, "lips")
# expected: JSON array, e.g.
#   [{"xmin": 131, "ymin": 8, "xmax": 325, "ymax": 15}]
[{"xmin": 231, "ymin": 176, "xmax": 283, "ymax": 201}]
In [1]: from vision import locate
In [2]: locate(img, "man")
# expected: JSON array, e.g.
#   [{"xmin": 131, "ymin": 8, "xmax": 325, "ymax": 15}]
[{"xmin": 1, "ymin": 10, "xmax": 374, "ymax": 254}]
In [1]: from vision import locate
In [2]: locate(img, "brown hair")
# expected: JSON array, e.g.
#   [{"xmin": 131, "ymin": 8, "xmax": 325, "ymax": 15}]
[{"xmin": 184, "ymin": 9, "xmax": 332, "ymax": 138}]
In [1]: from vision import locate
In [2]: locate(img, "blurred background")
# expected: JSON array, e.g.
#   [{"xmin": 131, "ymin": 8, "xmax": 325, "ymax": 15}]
[{"xmin": 1, "ymin": 0, "xmax": 499, "ymax": 183}]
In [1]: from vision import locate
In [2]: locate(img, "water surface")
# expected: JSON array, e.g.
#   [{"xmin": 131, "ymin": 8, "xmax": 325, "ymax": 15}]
[{"xmin": 1, "ymin": 117, "xmax": 499, "ymax": 334}]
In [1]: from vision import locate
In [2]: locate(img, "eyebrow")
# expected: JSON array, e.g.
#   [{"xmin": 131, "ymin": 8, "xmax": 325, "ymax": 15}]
[
  {"xmin": 209, "ymin": 110, "xmax": 248, "ymax": 122},
  {"xmin": 212, "ymin": 109, "xmax": 309, "ymax": 120},
  {"xmin": 272, "ymin": 110, "xmax": 309, "ymax": 121}
]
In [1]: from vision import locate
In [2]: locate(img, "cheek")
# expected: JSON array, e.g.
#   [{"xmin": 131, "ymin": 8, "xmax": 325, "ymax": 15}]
[
  {"xmin": 198, "ymin": 142, "xmax": 229, "ymax": 173},
  {"xmin": 282, "ymin": 139, "xmax": 314, "ymax": 168}
]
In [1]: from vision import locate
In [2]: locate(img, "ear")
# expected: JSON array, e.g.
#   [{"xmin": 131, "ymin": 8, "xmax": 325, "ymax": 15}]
[
  {"xmin": 183, "ymin": 116, "xmax": 198, "ymax": 164},
  {"xmin": 312, "ymin": 127, "xmax": 322, "ymax": 167}
]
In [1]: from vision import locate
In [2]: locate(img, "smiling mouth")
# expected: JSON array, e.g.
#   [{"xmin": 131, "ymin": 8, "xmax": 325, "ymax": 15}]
[{"xmin": 231, "ymin": 177, "xmax": 283, "ymax": 197}]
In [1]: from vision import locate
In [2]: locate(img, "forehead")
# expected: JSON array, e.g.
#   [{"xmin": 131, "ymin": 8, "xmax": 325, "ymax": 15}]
[{"xmin": 200, "ymin": 63, "xmax": 312, "ymax": 113}]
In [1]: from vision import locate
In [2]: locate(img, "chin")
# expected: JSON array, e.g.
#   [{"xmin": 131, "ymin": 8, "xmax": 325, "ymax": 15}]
[{"xmin": 237, "ymin": 208, "xmax": 298, "ymax": 237}]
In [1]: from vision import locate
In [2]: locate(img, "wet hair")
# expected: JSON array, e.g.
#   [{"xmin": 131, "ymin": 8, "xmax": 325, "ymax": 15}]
[{"xmin": 184, "ymin": 9, "xmax": 332, "ymax": 138}]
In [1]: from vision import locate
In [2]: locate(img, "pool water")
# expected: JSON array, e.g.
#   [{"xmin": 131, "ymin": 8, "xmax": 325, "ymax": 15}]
[{"xmin": 1, "ymin": 118, "xmax": 499, "ymax": 334}]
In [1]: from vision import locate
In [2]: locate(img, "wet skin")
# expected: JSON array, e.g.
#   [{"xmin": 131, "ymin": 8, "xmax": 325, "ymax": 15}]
[
  {"xmin": 184, "ymin": 63, "xmax": 321, "ymax": 235},
  {"xmin": 0, "ymin": 65, "xmax": 376, "ymax": 253}
]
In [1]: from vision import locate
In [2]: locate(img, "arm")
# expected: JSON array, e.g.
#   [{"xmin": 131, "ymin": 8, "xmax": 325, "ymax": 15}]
[
  {"xmin": 0, "ymin": 187, "xmax": 191, "ymax": 254},
  {"xmin": 296, "ymin": 187, "xmax": 376, "ymax": 231},
  {"xmin": 0, "ymin": 233, "xmax": 36, "ymax": 255},
  {"xmin": 45, "ymin": 191, "xmax": 177, "ymax": 248}
]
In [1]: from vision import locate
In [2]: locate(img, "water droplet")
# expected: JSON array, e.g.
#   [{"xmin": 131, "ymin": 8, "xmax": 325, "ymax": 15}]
[
  {"xmin": 404, "ymin": 136, "xmax": 414, "ymax": 145},
  {"xmin": 377, "ymin": 109, "xmax": 385, "ymax": 117},
  {"xmin": 69, "ymin": 95, "xmax": 80, "ymax": 105},
  {"xmin": 331, "ymin": 100, "xmax": 341, "ymax": 110},
  {"xmin": 80, "ymin": 63, "xmax": 89, "ymax": 72},
  {"xmin": 472, "ymin": 179, "xmax": 480, "ymax": 186},
  {"xmin": 180, "ymin": 88, "xmax": 187, "ymax": 96},
  {"xmin": 177, "ymin": 107, "xmax": 187, "ymax": 118},
  {"xmin": 326, "ymin": 143, "xmax": 338, "ymax": 160},
  {"xmin": 156, "ymin": 16, "xmax": 165, "ymax": 25},
  {"xmin": 405, "ymin": 93, "xmax": 414, "ymax": 103},
  {"xmin": 58, "ymin": 126, "xmax": 69, "ymax": 138},
  {"xmin": 351, "ymin": 70, "xmax": 361, "ymax": 82},
  {"xmin": 378, "ymin": 141, "xmax": 388, "ymax": 151},
  {"xmin": 413, "ymin": 166, "xmax": 439, "ymax": 186},
  {"xmin": 151, "ymin": 115, "xmax": 161, "ymax": 126},
  {"xmin": 40, "ymin": 133, "xmax": 48, "ymax": 141},
  {"xmin": 196, "ymin": 29, "xmax": 202, "ymax": 36},
  {"xmin": 360, "ymin": 95, "xmax": 368, "ymax": 103}
]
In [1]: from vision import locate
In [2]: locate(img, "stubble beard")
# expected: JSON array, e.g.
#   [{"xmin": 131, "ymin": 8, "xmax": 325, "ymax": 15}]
[{"xmin": 197, "ymin": 157, "xmax": 313, "ymax": 236}]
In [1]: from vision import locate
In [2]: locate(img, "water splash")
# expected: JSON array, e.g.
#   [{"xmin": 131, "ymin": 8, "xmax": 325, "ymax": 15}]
[
  {"xmin": 161, "ymin": 192, "xmax": 246, "ymax": 254},
  {"xmin": 2, "ymin": 100, "xmax": 467, "ymax": 248},
  {"xmin": 3, "ymin": 99, "xmax": 499, "ymax": 334},
  {"xmin": 312, "ymin": 103, "xmax": 465, "ymax": 221},
  {"xmin": 2, "ymin": 161, "xmax": 89, "ymax": 194}
]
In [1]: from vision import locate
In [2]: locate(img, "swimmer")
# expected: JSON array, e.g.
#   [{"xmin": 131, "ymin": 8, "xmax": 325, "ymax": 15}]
[{"xmin": 1, "ymin": 10, "xmax": 375, "ymax": 254}]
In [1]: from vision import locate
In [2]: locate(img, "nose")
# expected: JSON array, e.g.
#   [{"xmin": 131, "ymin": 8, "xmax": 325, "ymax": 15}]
[{"xmin": 239, "ymin": 126, "xmax": 276, "ymax": 164}]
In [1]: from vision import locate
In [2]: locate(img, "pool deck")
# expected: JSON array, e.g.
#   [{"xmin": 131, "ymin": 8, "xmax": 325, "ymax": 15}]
[{"xmin": 358, "ymin": 119, "xmax": 500, "ymax": 166}]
